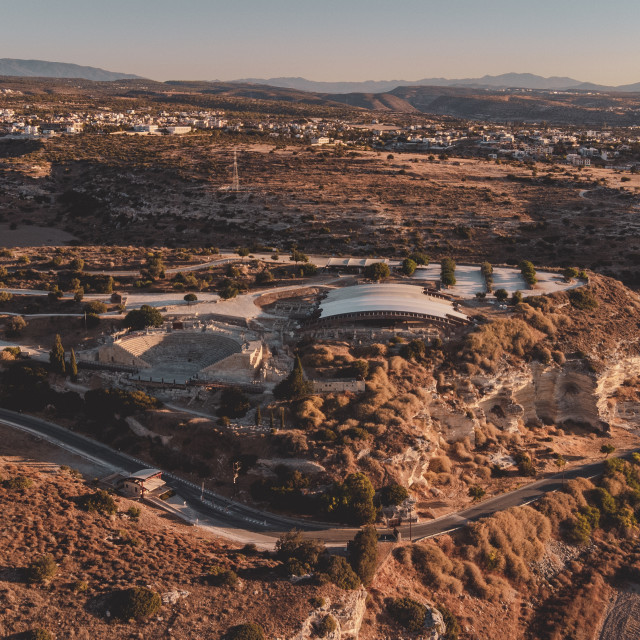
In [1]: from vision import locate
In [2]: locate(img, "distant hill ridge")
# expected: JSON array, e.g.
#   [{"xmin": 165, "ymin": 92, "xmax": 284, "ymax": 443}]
[
  {"xmin": 233, "ymin": 72, "xmax": 640, "ymax": 94},
  {"xmin": 0, "ymin": 58, "xmax": 141, "ymax": 81}
]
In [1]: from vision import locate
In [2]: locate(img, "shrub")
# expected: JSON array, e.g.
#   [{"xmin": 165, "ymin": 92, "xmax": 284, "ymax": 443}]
[
  {"xmin": 84, "ymin": 388, "xmax": 161, "ymax": 418},
  {"xmin": 388, "ymin": 596, "xmax": 427, "ymax": 632},
  {"xmin": 276, "ymin": 530, "xmax": 325, "ymax": 573},
  {"xmin": 72, "ymin": 579, "xmax": 89, "ymax": 592},
  {"xmin": 25, "ymin": 630, "xmax": 53, "ymax": 640},
  {"xmin": 315, "ymin": 615, "xmax": 338, "ymax": 637},
  {"xmin": 84, "ymin": 301, "xmax": 107, "ymax": 314},
  {"xmin": 439, "ymin": 604, "xmax": 461, "ymax": 640},
  {"xmin": 322, "ymin": 555, "xmax": 361, "ymax": 590},
  {"xmin": 79, "ymin": 490, "xmax": 117, "ymax": 516},
  {"xmin": 2, "ymin": 475, "xmax": 33, "ymax": 490},
  {"xmin": 206, "ymin": 564, "xmax": 239, "ymax": 587},
  {"xmin": 27, "ymin": 554, "xmax": 57, "ymax": 583},
  {"xmin": 400, "ymin": 339, "xmax": 426, "ymax": 361},
  {"xmin": 112, "ymin": 586, "xmax": 161, "ymax": 621},
  {"xmin": 515, "ymin": 452, "xmax": 536, "ymax": 477},
  {"xmin": 217, "ymin": 386, "xmax": 250, "ymax": 418},
  {"xmin": 569, "ymin": 288, "xmax": 598, "ymax": 311},
  {"xmin": 85, "ymin": 312, "xmax": 101, "ymax": 328},
  {"xmin": 255, "ymin": 270, "xmax": 274, "ymax": 284},
  {"xmin": 463, "ymin": 318, "xmax": 541, "ymax": 369},
  {"xmin": 226, "ymin": 623, "xmax": 265, "ymax": 640},
  {"xmin": 494, "ymin": 288, "xmax": 508, "ymax": 302},
  {"xmin": 309, "ymin": 596, "xmax": 326, "ymax": 608},
  {"xmin": 127, "ymin": 506, "xmax": 141, "ymax": 519},
  {"xmin": 566, "ymin": 513, "xmax": 592, "ymax": 545},
  {"xmin": 429, "ymin": 456, "xmax": 452, "ymax": 474}
]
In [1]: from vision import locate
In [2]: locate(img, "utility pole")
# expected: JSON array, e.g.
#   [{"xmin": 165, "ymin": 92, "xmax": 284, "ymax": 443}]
[
  {"xmin": 231, "ymin": 149, "xmax": 240, "ymax": 192},
  {"xmin": 232, "ymin": 460, "xmax": 241, "ymax": 498}
]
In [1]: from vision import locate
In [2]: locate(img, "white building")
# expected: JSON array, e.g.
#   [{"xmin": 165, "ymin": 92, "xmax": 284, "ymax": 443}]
[{"xmin": 166, "ymin": 125, "xmax": 192, "ymax": 135}]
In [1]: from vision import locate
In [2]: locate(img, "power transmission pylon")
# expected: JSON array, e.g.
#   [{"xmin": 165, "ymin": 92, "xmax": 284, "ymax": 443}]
[{"xmin": 231, "ymin": 149, "xmax": 240, "ymax": 192}]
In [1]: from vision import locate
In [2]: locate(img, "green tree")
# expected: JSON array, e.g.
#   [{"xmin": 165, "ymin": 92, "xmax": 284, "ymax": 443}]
[
  {"xmin": 73, "ymin": 287, "xmax": 84, "ymax": 303},
  {"xmin": 70, "ymin": 257, "xmax": 84, "ymax": 272},
  {"xmin": 600, "ymin": 444, "xmax": 615, "ymax": 458},
  {"xmin": 184, "ymin": 293, "xmax": 198, "ymax": 305},
  {"xmin": 469, "ymin": 486, "xmax": 486, "ymax": 501},
  {"xmin": 217, "ymin": 387, "xmax": 250, "ymax": 418},
  {"xmin": 481, "ymin": 261, "xmax": 494, "ymax": 291},
  {"xmin": 401, "ymin": 257, "xmax": 417, "ymax": 276},
  {"xmin": 440, "ymin": 257, "xmax": 456, "ymax": 286},
  {"xmin": 519, "ymin": 260, "xmax": 537, "ymax": 287},
  {"xmin": 273, "ymin": 355, "xmax": 313, "ymax": 401},
  {"xmin": 347, "ymin": 525, "xmax": 378, "ymax": 586},
  {"xmin": 563, "ymin": 267, "xmax": 579, "ymax": 281},
  {"xmin": 69, "ymin": 348, "xmax": 78, "ymax": 382},
  {"xmin": 255, "ymin": 406, "xmax": 262, "ymax": 427},
  {"xmin": 494, "ymin": 288, "xmax": 509, "ymax": 302},
  {"xmin": 324, "ymin": 473, "xmax": 377, "ymax": 525},
  {"xmin": 364, "ymin": 262, "xmax": 390, "ymax": 282},
  {"xmin": 379, "ymin": 483, "xmax": 409, "ymax": 506},
  {"xmin": 123, "ymin": 305, "xmax": 164, "ymax": 330},
  {"xmin": 49, "ymin": 334, "xmax": 66, "ymax": 374},
  {"xmin": 408, "ymin": 251, "xmax": 430, "ymax": 266},
  {"xmin": 5, "ymin": 315, "xmax": 27, "ymax": 337},
  {"xmin": 143, "ymin": 254, "xmax": 165, "ymax": 280}
]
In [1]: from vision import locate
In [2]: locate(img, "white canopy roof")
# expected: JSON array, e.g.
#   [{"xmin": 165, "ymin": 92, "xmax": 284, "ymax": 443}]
[{"xmin": 319, "ymin": 284, "xmax": 468, "ymax": 321}]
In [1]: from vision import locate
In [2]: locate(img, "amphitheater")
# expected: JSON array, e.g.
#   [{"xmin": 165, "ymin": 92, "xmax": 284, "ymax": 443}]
[{"xmin": 94, "ymin": 330, "xmax": 260, "ymax": 383}]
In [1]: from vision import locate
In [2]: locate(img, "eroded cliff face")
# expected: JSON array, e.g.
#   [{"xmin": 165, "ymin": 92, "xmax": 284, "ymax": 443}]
[
  {"xmin": 362, "ymin": 355, "xmax": 638, "ymax": 490},
  {"xmin": 473, "ymin": 356, "xmax": 640, "ymax": 433},
  {"xmin": 289, "ymin": 588, "xmax": 368, "ymax": 640}
]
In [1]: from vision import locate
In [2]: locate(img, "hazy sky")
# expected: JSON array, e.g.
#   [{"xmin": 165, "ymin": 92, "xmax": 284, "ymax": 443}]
[{"xmin": 3, "ymin": 0, "xmax": 640, "ymax": 84}]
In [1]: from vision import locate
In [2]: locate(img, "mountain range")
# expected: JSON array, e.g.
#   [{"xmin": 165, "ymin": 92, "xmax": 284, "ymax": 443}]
[
  {"xmin": 0, "ymin": 58, "xmax": 141, "ymax": 81},
  {"xmin": 234, "ymin": 72, "xmax": 640, "ymax": 94},
  {"xmin": 1, "ymin": 60, "xmax": 639, "ymax": 93}
]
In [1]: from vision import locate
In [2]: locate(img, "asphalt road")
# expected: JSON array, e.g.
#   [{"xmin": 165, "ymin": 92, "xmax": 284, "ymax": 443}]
[{"xmin": 0, "ymin": 407, "xmax": 629, "ymax": 547}]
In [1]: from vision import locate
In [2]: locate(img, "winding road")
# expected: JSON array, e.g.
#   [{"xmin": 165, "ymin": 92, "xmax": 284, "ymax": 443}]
[{"xmin": 0, "ymin": 407, "xmax": 630, "ymax": 548}]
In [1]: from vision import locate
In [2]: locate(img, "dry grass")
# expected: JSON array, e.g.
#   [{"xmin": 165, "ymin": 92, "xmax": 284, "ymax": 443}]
[{"xmin": 463, "ymin": 318, "xmax": 544, "ymax": 370}]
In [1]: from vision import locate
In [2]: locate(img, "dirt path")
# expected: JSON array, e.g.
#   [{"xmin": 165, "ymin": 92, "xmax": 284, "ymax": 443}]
[{"xmin": 598, "ymin": 585, "xmax": 640, "ymax": 640}]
